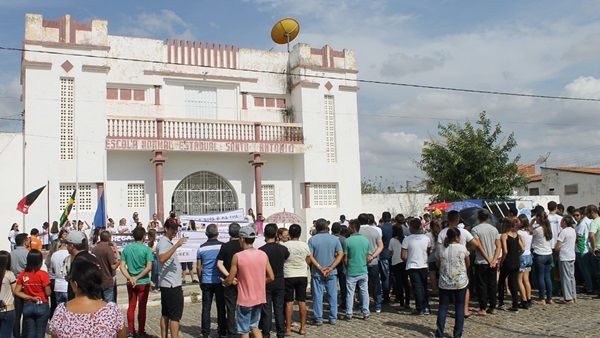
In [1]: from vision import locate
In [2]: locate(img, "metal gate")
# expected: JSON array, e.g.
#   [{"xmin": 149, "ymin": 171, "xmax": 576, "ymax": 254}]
[{"xmin": 171, "ymin": 171, "xmax": 238, "ymax": 215}]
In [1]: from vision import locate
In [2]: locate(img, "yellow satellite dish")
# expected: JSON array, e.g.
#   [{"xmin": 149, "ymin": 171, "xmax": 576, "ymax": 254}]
[{"xmin": 271, "ymin": 18, "xmax": 300, "ymax": 51}]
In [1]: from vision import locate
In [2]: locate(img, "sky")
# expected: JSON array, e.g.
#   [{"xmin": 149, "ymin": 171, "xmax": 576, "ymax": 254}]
[{"xmin": 1, "ymin": 0, "xmax": 600, "ymax": 190}]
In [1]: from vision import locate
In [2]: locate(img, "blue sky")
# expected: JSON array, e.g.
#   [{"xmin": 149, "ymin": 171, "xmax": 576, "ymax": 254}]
[{"xmin": 1, "ymin": 0, "xmax": 600, "ymax": 189}]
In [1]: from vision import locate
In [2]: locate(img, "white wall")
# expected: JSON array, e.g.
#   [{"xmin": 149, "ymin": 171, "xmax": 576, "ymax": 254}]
[
  {"xmin": 0, "ymin": 134, "xmax": 23, "ymax": 251},
  {"xmin": 361, "ymin": 193, "xmax": 433, "ymax": 218}
]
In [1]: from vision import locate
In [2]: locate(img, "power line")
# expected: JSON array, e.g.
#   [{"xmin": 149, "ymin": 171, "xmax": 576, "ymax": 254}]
[{"xmin": 2, "ymin": 45, "xmax": 600, "ymax": 102}]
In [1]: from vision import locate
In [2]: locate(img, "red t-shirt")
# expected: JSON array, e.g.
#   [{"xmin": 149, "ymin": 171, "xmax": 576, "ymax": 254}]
[{"xmin": 17, "ymin": 270, "xmax": 50, "ymax": 303}]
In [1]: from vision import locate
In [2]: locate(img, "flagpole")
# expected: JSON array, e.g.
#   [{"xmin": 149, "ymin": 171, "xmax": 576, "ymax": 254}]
[
  {"xmin": 22, "ymin": 110, "xmax": 26, "ymax": 233},
  {"xmin": 103, "ymin": 151, "xmax": 107, "ymax": 226},
  {"xmin": 47, "ymin": 179, "xmax": 50, "ymax": 226},
  {"xmin": 75, "ymin": 137, "xmax": 79, "ymax": 226}
]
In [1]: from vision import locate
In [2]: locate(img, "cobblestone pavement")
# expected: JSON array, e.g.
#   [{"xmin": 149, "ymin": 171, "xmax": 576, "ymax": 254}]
[{"xmin": 137, "ymin": 292, "xmax": 600, "ymax": 338}]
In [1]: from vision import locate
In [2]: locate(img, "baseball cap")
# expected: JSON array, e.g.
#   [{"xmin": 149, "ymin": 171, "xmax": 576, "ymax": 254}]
[
  {"xmin": 239, "ymin": 225, "xmax": 257, "ymax": 239},
  {"xmin": 65, "ymin": 231, "xmax": 86, "ymax": 245}
]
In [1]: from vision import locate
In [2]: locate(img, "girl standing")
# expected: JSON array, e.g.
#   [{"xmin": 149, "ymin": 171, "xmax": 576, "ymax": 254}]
[
  {"xmin": 517, "ymin": 214, "xmax": 533, "ymax": 308},
  {"xmin": 14, "ymin": 250, "xmax": 51, "ymax": 338},
  {"xmin": 498, "ymin": 218, "xmax": 524, "ymax": 311},
  {"xmin": 435, "ymin": 228, "xmax": 469, "ymax": 338},
  {"xmin": 532, "ymin": 214, "xmax": 554, "ymax": 304},
  {"xmin": 555, "ymin": 215, "xmax": 577, "ymax": 304},
  {"xmin": 0, "ymin": 250, "xmax": 16, "ymax": 336}
]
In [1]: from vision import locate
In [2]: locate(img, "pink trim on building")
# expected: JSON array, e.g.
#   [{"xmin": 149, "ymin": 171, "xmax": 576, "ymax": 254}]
[
  {"xmin": 167, "ymin": 39, "xmax": 172, "ymax": 63},
  {"xmin": 331, "ymin": 50, "xmax": 345, "ymax": 58},
  {"xmin": 241, "ymin": 92, "xmax": 248, "ymax": 110},
  {"xmin": 179, "ymin": 40, "xmax": 184, "ymax": 64},
  {"xmin": 174, "ymin": 39, "xmax": 179, "ymax": 64},
  {"xmin": 276, "ymin": 98, "xmax": 286, "ymax": 108},
  {"xmin": 106, "ymin": 88, "xmax": 118, "ymax": 100},
  {"xmin": 265, "ymin": 98, "xmax": 275, "ymax": 108},
  {"xmin": 310, "ymin": 48, "xmax": 323, "ymax": 55},
  {"xmin": 120, "ymin": 88, "xmax": 131, "ymax": 100},
  {"xmin": 187, "ymin": 40, "xmax": 192, "ymax": 65},
  {"xmin": 254, "ymin": 97, "xmax": 264, "ymax": 107},
  {"xmin": 200, "ymin": 42, "xmax": 205, "ymax": 66},
  {"xmin": 69, "ymin": 17, "xmax": 91, "ymax": 44},
  {"xmin": 144, "ymin": 70, "xmax": 258, "ymax": 83},
  {"xmin": 154, "ymin": 85, "xmax": 161, "ymax": 105},
  {"xmin": 133, "ymin": 89, "xmax": 145, "ymax": 101},
  {"xmin": 233, "ymin": 47, "xmax": 237, "ymax": 69},
  {"xmin": 339, "ymin": 85, "xmax": 359, "ymax": 92}
]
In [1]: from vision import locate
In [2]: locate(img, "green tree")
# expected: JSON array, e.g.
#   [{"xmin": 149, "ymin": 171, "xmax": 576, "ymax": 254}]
[{"xmin": 418, "ymin": 111, "xmax": 526, "ymax": 201}]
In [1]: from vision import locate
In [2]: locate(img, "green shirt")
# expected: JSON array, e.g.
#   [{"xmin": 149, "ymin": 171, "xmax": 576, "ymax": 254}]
[
  {"xmin": 589, "ymin": 218, "xmax": 600, "ymax": 251},
  {"xmin": 121, "ymin": 242, "xmax": 154, "ymax": 285},
  {"xmin": 343, "ymin": 233, "xmax": 370, "ymax": 277}
]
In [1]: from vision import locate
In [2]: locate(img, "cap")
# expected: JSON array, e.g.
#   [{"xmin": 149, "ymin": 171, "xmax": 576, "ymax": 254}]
[
  {"xmin": 239, "ymin": 225, "xmax": 257, "ymax": 239},
  {"xmin": 65, "ymin": 231, "xmax": 85, "ymax": 245}
]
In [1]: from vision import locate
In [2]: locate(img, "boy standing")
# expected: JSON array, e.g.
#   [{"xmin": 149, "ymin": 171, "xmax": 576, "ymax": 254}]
[
  {"xmin": 225, "ymin": 226, "xmax": 274, "ymax": 338},
  {"xmin": 401, "ymin": 219, "xmax": 432, "ymax": 315}
]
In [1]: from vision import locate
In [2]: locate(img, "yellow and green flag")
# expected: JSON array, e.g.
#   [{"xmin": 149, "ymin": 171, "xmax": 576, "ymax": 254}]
[{"xmin": 59, "ymin": 189, "xmax": 76, "ymax": 226}]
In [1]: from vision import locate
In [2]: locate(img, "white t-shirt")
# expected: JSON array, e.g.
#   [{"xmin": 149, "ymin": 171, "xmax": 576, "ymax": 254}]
[
  {"xmin": 548, "ymin": 213, "xmax": 563, "ymax": 248},
  {"xmin": 517, "ymin": 230, "xmax": 533, "ymax": 256},
  {"xmin": 557, "ymin": 227, "xmax": 576, "ymax": 262},
  {"xmin": 532, "ymin": 226, "xmax": 553, "ymax": 255},
  {"xmin": 50, "ymin": 249, "xmax": 71, "ymax": 293},
  {"xmin": 575, "ymin": 217, "xmax": 592, "ymax": 254},
  {"xmin": 8, "ymin": 230, "xmax": 19, "ymax": 244},
  {"xmin": 283, "ymin": 240, "xmax": 311, "ymax": 278},
  {"xmin": 388, "ymin": 237, "xmax": 403, "ymax": 266},
  {"xmin": 438, "ymin": 243, "xmax": 469, "ymax": 290},
  {"xmin": 401, "ymin": 234, "xmax": 431, "ymax": 270},
  {"xmin": 438, "ymin": 227, "xmax": 474, "ymax": 247}
]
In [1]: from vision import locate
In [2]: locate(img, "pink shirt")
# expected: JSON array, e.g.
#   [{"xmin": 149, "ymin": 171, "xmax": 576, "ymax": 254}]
[{"xmin": 236, "ymin": 249, "xmax": 268, "ymax": 307}]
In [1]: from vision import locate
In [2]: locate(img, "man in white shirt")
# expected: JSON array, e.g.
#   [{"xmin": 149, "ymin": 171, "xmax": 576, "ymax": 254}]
[
  {"xmin": 575, "ymin": 207, "xmax": 594, "ymax": 294},
  {"xmin": 401, "ymin": 219, "xmax": 431, "ymax": 315},
  {"xmin": 547, "ymin": 201, "xmax": 563, "ymax": 248},
  {"xmin": 470, "ymin": 210, "xmax": 501, "ymax": 315}
]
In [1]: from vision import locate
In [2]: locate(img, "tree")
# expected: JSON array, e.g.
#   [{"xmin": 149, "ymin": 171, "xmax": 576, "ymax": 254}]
[{"xmin": 418, "ymin": 111, "xmax": 527, "ymax": 201}]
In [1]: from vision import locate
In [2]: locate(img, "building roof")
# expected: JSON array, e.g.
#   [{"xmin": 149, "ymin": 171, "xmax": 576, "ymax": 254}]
[
  {"xmin": 517, "ymin": 163, "xmax": 542, "ymax": 182},
  {"xmin": 551, "ymin": 167, "xmax": 600, "ymax": 175}
]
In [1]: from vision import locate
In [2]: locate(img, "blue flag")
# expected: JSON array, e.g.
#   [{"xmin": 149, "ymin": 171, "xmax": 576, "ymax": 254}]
[{"xmin": 93, "ymin": 191, "xmax": 106, "ymax": 228}]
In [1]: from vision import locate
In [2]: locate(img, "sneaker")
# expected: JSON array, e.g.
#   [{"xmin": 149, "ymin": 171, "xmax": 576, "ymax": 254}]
[
  {"xmin": 423, "ymin": 308, "xmax": 430, "ymax": 315},
  {"xmin": 344, "ymin": 314, "xmax": 352, "ymax": 321},
  {"xmin": 375, "ymin": 308, "xmax": 381, "ymax": 313},
  {"xmin": 311, "ymin": 320, "xmax": 323, "ymax": 326},
  {"xmin": 329, "ymin": 320, "xmax": 337, "ymax": 325},
  {"xmin": 362, "ymin": 313, "xmax": 370, "ymax": 320}
]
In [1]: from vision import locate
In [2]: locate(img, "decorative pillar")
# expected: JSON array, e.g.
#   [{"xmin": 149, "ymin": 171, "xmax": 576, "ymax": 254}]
[
  {"xmin": 249, "ymin": 153, "xmax": 264, "ymax": 216},
  {"xmin": 304, "ymin": 182, "xmax": 311, "ymax": 208},
  {"xmin": 154, "ymin": 85, "xmax": 161, "ymax": 105},
  {"xmin": 241, "ymin": 91, "xmax": 248, "ymax": 110},
  {"xmin": 152, "ymin": 118, "xmax": 166, "ymax": 221},
  {"xmin": 152, "ymin": 151, "xmax": 166, "ymax": 222}
]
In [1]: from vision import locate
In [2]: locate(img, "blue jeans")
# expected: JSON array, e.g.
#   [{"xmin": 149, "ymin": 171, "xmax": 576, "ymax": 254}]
[
  {"xmin": 534, "ymin": 254, "xmax": 553, "ymax": 300},
  {"xmin": 0, "ymin": 310, "xmax": 15, "ymax": 338},
  {"xmin": 379, "ymin": 258, "xmax": 391, "ymax": 302},
  {"xmin": 409, "ymin": 268, "xmax": 429, "ymax": 313},
  {"xmin": 436, "ymin": 288, "xmax": 467, "ymax": 338},
  {"xmin": 102, "ymin": 286, "xmax": 115, "ymax": 303},
  {"xmin": 236, "ymin": 305, "xmax": 261, "ymax": 334},
  {"xmin": 54, "ymin": 292, "xmax": 68, "ymax": 305},
  {"xmin": 367, "ymin": 264, "xmax": 382, "ymax": 311},
  {"xmin": 200, "ymin": 283, "xmax": 226, "ymax": 337},
  {"xmin": 22, "ymin": 302, "xmax": 50, "ymax": 338},
  {"xmin": 345, "ymin": 274, "xmax": 369, "ymax": 317},
  {"xmin": 311, "ymin": 274, "xmax": 338, "ymax": 323}
]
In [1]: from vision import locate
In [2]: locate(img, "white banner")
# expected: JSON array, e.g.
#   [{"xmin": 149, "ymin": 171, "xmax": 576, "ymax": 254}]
[{"xmin": 179, "ymin": 209, "xmax": 247, "ymax": 225}]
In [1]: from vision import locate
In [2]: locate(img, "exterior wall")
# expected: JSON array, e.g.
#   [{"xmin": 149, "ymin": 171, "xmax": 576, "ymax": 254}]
[
  {"xmin": 520, "ymin": 168, "xmax": 597, "ymax": 207},
  {"xmin": 0, "ymin": 134, "xmax": 23, "ymax": 251}
]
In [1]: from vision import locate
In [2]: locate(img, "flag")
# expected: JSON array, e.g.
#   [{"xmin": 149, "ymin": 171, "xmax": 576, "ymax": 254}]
[
  {"xmin": 16, "ymin": 185, "xmax": 46, "ymax": 214},
  {"xmin": 59, "ymin": 189, "xmax": 76, "ymax": 226},
  {"xmin": 93, "ymin": 191, "xmax": 106, "ymax": 228}
]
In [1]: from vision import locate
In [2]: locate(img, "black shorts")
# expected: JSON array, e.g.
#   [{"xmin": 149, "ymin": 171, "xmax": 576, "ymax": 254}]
[
  {"xmin": 160, "ymin": 286, "xmax": 184, "ymax": 321},
  {"xmin": 284, "ymin": 277, "xmax": 307, "ymax": 302},
  {"xmin": 180, "ymin": 262, "xmax": 193, "ymax": 270}
]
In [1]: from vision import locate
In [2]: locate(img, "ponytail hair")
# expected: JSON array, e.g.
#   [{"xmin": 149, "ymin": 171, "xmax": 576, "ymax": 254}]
[
  {"xmin": 444, "ymin": 227, "xmax": 461, "ymax": 248},
  {"xmin": 539, "ymin": 219, "xmax": 553, "ymax": 241}
]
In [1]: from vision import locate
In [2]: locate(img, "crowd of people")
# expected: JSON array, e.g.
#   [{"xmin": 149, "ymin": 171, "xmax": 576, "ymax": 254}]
[{"xmin": 2, "ymin": 200, "xmax": 600, "ymax": 338}]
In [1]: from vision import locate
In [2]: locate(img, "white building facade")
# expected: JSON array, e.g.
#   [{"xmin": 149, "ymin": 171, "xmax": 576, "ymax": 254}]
[{"xmin": 0, "ymin": 13, "xmax": 363, "ymax": 244}]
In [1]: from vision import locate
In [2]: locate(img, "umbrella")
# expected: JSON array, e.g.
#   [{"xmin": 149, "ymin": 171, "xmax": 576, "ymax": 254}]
[
  {"xmin": 459, "ymin": 207, "xmax": 500, "ymax": 229},
  {"xmin": 448, "ymin": 200, "xmax": 481, "ymax": 212},
  {"xmin": 426, "ymin": 202, "xmax": 452, "ymax": 212},
  {"xmin": 265, "ymin": 211, "xmax": 304, "ymax": 224}
]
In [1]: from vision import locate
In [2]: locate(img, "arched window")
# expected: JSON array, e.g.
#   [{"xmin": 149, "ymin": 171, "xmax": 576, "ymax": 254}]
[{"xmin": 171, "ymin": 171, "xmax": 238, "ymax": 215}]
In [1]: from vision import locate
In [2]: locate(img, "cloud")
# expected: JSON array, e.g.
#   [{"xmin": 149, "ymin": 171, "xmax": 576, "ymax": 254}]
[
  {"xmin": 380, "ymin": 52, "xmax": 445, "ymax": 78},
  {"xmin": 117, "ymin": 9, "xmax": 195, "ymax": 40},
  {"xmin": 564, "ymin": 76, "xmax": 600, "ymax": 98}
]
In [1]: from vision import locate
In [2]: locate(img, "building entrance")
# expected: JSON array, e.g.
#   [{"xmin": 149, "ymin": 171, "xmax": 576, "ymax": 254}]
[{"xmin": 171, "ymin": 171, "xmax": 238, "ymax": 215}]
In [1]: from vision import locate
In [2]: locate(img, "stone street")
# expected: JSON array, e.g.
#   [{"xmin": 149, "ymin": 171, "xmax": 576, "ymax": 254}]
[{"xmin": 136, "ymin": 290, "xmax": 600, "ymax": 338}]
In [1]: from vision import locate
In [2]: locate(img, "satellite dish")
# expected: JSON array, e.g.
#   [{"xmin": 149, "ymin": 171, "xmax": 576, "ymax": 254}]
[{"xmin": 271, "ymin": 18, "xmax": 300, "ymax": 51}]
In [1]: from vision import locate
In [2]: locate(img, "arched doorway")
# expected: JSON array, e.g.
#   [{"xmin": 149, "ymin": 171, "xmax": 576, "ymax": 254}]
[{"xmin": 171, "ymin": 171, "xmax": 238, "ymax": 215}]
